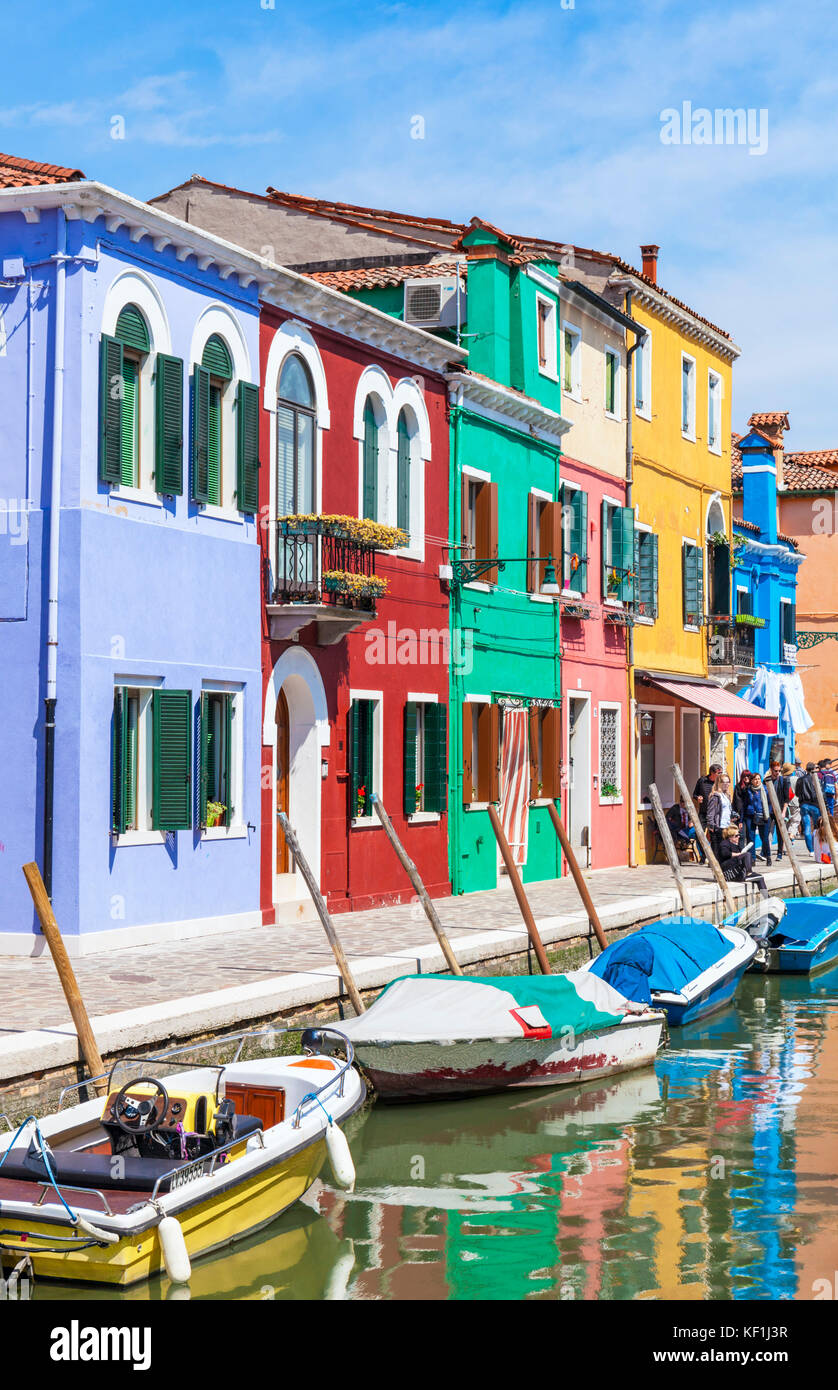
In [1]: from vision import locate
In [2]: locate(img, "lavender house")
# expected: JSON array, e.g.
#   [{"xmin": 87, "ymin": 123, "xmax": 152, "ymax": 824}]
[{"xmin": 0, "ymin": 171, "xmax": 270, "ymax": 954}]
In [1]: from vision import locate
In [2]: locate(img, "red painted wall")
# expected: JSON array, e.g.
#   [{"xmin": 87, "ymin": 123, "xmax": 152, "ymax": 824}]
[
  {"xmin": 559, "ymin": 456, "xmax": 630, "ymax": 870},
  {"xmin": 259, "ymin": 306, "xmax": 451, "ymax": 917}
]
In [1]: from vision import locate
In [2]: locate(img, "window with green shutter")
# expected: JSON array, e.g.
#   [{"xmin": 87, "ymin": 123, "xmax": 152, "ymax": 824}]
[
  {"xmin": 151, "ymin": 689, "xmax": 192, "ymax": 831},
  {"xmin": 191, "ymin": 365, "xmax": 211, "ymax": 504},
  {"xmin": 235, "ymin": 380, "xmax": 260, "ymax": 515},
  {"xmin": 349, "ymin": 698, "xmax": 376, "ymax": 819},
  {"xmin": 115, "ymin": 304, "xmax": 150, "ymax": 355},
  {"xmin": 396, "ymin": 410, "xmax": 411, "ymax": 534},
  {"xmin": 112, "ymin": 686, "xmax": 146, "ymax": 835},
  {"xmin": 154, "ymin": 353, "xmax": 184, "ymax": 496},
  {"xmin": 682, "ymin": 541, "xmax": 704, "ymax": 627},
  {"xmin": 562, "ymin": 485, "xmax": 588, "ymax": 592},
  {"xmin": 207, "ymin": 383, "xmax": 222, "ymax": 506},
  {"xmin": 634, "ymin": 529, "xmax": 659, "ymax": 619},
  {"xmin": 605, "ymin": 350, "xmax": 618, "ymax": 414},
  {"xmin": 99, "ymin": 334, "xmax": 124, "ymax": 484},
  {"xmin": 362, "ymin": 399, "xmax": 378, "ymax": 520},
  {"xmin": 602, "ymin": 501, "xmax": 634, "ymax": 602},
  {"xmin": 112, "ymin": 688, "xmax": 126, "ymax": 835},
  {"xmin": 200, "ymin": 691, "xmax": 234, "ymax": 828},
  {"xmin": 403, "ymin": 701, "xmax": 447, "ymax": 816},
  {"xmin": 201, "ymin": 335, "xmax": 233, "ymax": 381},
  {"xmin": 120, "ymin": 356, "xmax": 139, "ymax": 487}
]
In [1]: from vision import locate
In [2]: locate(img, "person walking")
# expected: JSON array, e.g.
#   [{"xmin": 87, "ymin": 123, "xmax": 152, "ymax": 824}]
[
  {"xmin": 732, "ymin": 770, "xmax": 753, "ymax": 844},
  {"xmin": 706, "ymin": 772, "xmax": 734, "ymax": 858},
  {"xmin": 818, "ymin": 759, "xmax": 837, "ymax": 819},
  {"xmin": 796, "ymin": 762, "xmax": 822, "ymax": 855},
  {"xmin": 748, "ymin": 772, "xmax": 773, "ymax": 865},
  {"xmin": 692, "ymin": 763, "xmax": 721, "ymax": 864}
]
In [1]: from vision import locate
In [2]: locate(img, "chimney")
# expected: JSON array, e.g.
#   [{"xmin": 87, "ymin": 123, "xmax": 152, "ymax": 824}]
[
  {"xmin": 748, "ymin": 413, "xmax": 790, "ymax": 488},
  {"xmin": 640, "ymin": 244, "xmax": 659, "ymax": 284}
]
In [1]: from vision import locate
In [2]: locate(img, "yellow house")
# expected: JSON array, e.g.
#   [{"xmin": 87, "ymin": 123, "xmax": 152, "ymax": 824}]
[{"xmin": 610, "ymin": 247, "xmax": 741, "ymax": 863}]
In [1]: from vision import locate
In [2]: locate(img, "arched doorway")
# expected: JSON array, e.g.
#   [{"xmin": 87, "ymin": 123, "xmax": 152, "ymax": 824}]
[
  {"xmin": 265, "ymin": 649, "xmax": 329, "ymax": 910},
  {"xmin": 275, "ymin": 688, "xmax": 290, "ymax": 875}
]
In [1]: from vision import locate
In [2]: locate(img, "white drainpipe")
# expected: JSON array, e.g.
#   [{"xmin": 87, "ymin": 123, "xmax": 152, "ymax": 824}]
[{"xmin": 42, "ymin": 207, "xmax": 67, "ymax": 898}]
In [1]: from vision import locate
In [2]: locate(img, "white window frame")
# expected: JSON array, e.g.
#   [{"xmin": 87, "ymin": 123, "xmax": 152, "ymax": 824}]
[
  {"xmin": 707, "ymin": 369, "xmax": 722, "ymax": 454},
  {"xmin": 462, "ymin": 464, "xmax": 493, "ymax": 592},
  {"xmin": 598, "ymin": 702, "xmax": 623, "ymax": 805},
  {"xmin": 681, "ymin": 351, "xmax": 696, "ymax": 442},
  {"xmin": 112, "ymin": 677, "xmax": 164, "ymax": 847},
  {"xmin": 562, "ymin": 322, "xmax": 582, "ymax": 402},
  {"xmin": 634, "ymin": 329, "xmax": 652, "ymax": 420},
  {"xmin": 535, "ymin": 293, "xmax": 559, "ymax": 381},
  {"xmin": 200, "ymin": 681, "xmax": 246, "ymax": 840},
  {"xmin": 604, "ymin": 347, "xmax": 621, "ymax": 420},
  {"xmin": 407, "ymin": 691, "xmax": 441, "ymax": 824},
  {"xmin": 349, "ymin": 689, "xmax": 383, "ymax": 828}
]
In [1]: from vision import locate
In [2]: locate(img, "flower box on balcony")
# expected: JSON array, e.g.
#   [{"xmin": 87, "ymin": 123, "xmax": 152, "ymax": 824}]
[
  {"xmin": 279, "ymin": 513, "xmax": 409, "ymax": 550},
  {"xmin": 322, "ymin": 570, "xmax": 388, "ymax": 599},
  {"xmin": 735, "ymin": 613, "xmax": 765, "ymax": 628}
]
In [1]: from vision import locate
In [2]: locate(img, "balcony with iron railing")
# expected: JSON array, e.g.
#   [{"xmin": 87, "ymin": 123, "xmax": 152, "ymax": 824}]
[
  {"xmin": 706, "ymin": 614, "xmax": 761, "ymax": 672},
  {"xmin": 266, "ymin": 515, "xmax": 407, "ymax": 645}
]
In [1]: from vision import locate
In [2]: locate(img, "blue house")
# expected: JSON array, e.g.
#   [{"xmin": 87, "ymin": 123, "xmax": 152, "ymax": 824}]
[
  {"xmin": 0, "ymin": 174, "xmax": 271, "ymax": 955},
  {"xmin": 730, "ymin": 428, "xmax": 809, "ymax": 769}
]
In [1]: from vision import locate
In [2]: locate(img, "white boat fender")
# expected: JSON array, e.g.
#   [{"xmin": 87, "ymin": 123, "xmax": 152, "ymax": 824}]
[
  {"xmin": 325, "ymin": 1120, "xmax": 355, "ymax": 1192},
  {"xmin": 158, "ymin": 1215, "xmax": 192, "ymax": 1284},
  {"xmin": 76, "ymin": 1215, "xmax": 119, "ymax": 1245}
]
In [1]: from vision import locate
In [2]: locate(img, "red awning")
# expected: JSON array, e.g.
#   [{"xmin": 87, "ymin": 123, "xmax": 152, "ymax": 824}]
[{"xmin": 639, "ymin": 677, "xmax": 778, "ymax": 735}]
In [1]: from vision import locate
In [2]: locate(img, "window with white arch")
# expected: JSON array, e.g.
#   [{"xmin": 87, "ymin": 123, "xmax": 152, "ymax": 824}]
[{"xmin": 99, "ymin": 301, "xmax": 183, "ymax": 498}]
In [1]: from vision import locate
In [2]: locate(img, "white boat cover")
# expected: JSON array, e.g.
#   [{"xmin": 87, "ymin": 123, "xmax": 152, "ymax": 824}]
[{"xmin": 336, "ymin": 970, "xmax": 639, "ymax": 1046}]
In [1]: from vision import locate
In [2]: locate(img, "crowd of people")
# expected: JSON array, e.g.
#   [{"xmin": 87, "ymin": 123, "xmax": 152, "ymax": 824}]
[{"xmin": 665, "ymin": 756, "xmax": 838, "ymax": 890}]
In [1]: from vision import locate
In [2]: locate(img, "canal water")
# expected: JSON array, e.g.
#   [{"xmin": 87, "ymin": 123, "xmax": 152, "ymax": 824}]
[{"xmin": 32, "ymin": 961, "xmax": 838, "ymax": 1302}]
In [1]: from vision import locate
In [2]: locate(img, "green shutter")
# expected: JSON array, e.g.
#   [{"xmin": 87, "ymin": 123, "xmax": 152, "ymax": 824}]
[
  {"xmin": 683, "ymin": 543, "xmax": 702, "ymax": 625},
  {"xmin": 152, "ymin": 689, "xmax": 192, "ymax": 831},
  {"xmin": 601, "ymin": 499, "xmax": 610, "ymax": 598},
  {"xmin": 99, "ymin": 334, "xmax": 124, "ymax": 484},
  {"xmin": 349, "ymin": 702, "xmax": 360, "ymax": 816},
  {"xmin": 208, "ymin": 384, "xmax": 221, "ymax": 506},
  {"xmin": 155, "ymin": 353, "xmax": 184, "ymax": 496},
  {"xmin": 635, "ymin": 531, "xmax": 659, "ymax": 619},
  {"xmin": 191, "ymin": 366, "xmax": 211, "ymax": 504},
  {"xmin": 570, "ymin": 488, "xmax": 587, "ymax": 592},
  {"xmin": 199, "ymin": 692, "xmax": 209, "ymax": 828},
  {"xmin": 120, "ymin": 356, "xmax": 138, "ymax": 487},
  {"xmin": 615, "ymin": 506, "xmax": 635, "ymax": 601},
  {"xmin": 115, "ymin": 304, "xmax": 150, "ymax": 354},
  {"xmin": 111, "ymin": 688, "xmax": 126, "ymax": 835},
  {"xmin": 650, "ymin": 533, "xmax": 659, "ymax": 618},
  {"xmin": 201, "ymin": 334, "xmax": 233, "ymax": 380},
  {"xmin": 236, "ymin": 380, "xmax": 260, "ymax": 514},
  {"xmin": 124, "ymin": 696, "xmax": 138, "ymax": 829},
  {"xmin": 605, "ymin": 352, "xmax": 616, "ymax": 413},
  {"xmin": 403, "ymin": 702, "xmax": 418, "ymax": 816},
  {"xmin": 397, "ymin": 413, "xmax": 411, "ymax": 533},
  {"xmin": 363, "ymin": 401, "xmax": 378, "ymax": 519},
  {"xmin": 424, "ymin": 703, "xmax": 448, "ymax": 814},
  {"xmin": 350, "ymin": 699, "xmax": 374, "ymax": 815}
]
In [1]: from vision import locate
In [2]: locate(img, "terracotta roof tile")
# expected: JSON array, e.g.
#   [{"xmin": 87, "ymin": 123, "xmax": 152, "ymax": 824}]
[
  {"xmin": 734, "ymin": 516, "xmax": 760, "ymax": 532},
  {"xmin": 778, "ymin": 532, "xmax": 799, "ymax": 549},
  {"xmin": 785, "ymin": 447, "xmax": 838, "ymax": 470},
  {"xmin": 782, "ymin": 456, "xmax": 838, "ymax": 490},
  {"xmin": 0, "ymin": 151, "xmax": 84, "ymax": 188},
  {"xmin": 749, "ymin": 411, "xmax": 790, "ymax": 430},
  {"xmin": 307, "ymin": 258, "xmax": 461, "ymax": 292}
]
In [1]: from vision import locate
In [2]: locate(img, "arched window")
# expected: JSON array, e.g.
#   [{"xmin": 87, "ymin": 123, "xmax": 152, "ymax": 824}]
[
  {"xmin": 396, "ymin": 409, "xmax": 412, "ymax": 534},
  {"xmin": 99, "ymin": 304, "xmax": 151, "ymax": 490},
  {"xmin": 200, "ymin": 334, "xmax": 233, "ymax": 508},
  {"xmin": 362, "ymin": 397, "xmax": 380, "ymax": 520},
  {"xmin": 277, "ymin": 354, "xmax": 315, "ymax": 515}
]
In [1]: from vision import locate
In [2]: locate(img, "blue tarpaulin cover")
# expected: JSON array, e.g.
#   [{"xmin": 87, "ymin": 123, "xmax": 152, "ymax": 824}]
[
  {"xmin": 589, "ymin": 918, "xmax": 734, "ymax": 1000},
  {"xmin": 771, "ymin": 898, "xmax": 838, "ymax": 944}
]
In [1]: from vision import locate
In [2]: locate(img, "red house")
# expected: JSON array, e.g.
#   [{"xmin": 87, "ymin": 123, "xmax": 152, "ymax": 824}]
[{"xmin": 256, "ymin": 280, "xmax": 464, "ymax": 920}]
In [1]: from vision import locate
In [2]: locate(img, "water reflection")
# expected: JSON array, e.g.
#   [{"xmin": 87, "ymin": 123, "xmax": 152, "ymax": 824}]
[{"xmin": 32, "ymin": 963, "xmax": 838, "ymax": 1302}]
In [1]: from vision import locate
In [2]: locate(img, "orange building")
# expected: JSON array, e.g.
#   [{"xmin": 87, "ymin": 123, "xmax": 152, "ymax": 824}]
[{"xmin": 732, "ymin": 412, "xmax": 838, "ymax": 762}]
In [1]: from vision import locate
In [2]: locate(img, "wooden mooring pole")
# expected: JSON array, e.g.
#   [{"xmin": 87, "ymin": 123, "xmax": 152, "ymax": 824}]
[
  {"xmin": 277, "ymin": 813, "xmax": 366, "ymax": 1014},
  {"xmin": 670, "ymin": 763, "xmax": 735, "ymax": 916},
  {"xmin": 765, "ymin": 779, "xmax": 810, "ymax": 897},
  {"xmin": 486, "ymin": 804, "xmax": 551, "ymax": 974},
  {"xmin": 648, "ymin": 784, "xmax": 693, "ymax": 918},
  {"xmin": 22, "ymin": 862, "xmax": 107, "ymax": 1094},
  {"xmin": 371, "ymin": 794, "xmax": 462, "ymax": 975},
  {"xmin": 812, "ymin": 775, "xmax": 838, "ymax": 882},
  {"xmin": 545, "ymin": 801, "xmax": 608, "ymax": 952}
]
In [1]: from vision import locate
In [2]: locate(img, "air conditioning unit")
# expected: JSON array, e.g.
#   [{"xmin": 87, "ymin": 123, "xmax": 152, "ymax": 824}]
[{"xmin": 403, "ymin": 276, "xmax": 464, "ymax": 329}]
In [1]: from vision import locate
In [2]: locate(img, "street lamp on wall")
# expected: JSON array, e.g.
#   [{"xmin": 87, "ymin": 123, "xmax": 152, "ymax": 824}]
[
  {"xmin": 640, "ymin": 711, "xmax": 654, "ymax": 737},
  {"xmin": 450, "ymin": 553, "xmax": 563, "ymax": 597}
]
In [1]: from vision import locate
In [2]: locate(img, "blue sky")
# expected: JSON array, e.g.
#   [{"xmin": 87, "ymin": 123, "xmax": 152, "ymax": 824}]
[{"xmin": 3, "ymin": 0, "xmax": 837, "ymax": 449}]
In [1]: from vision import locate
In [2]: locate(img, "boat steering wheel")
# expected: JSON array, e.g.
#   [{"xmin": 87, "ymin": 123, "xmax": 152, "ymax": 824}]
[{"xmin": 112, "ymin": 1077, "xmax": 170, "ymax": 1135}]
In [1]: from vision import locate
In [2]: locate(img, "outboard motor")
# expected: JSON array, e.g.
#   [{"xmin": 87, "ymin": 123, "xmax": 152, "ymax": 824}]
[{"xmin": 735, "ymin": 896, "xmax": 786, "ymax": 968}]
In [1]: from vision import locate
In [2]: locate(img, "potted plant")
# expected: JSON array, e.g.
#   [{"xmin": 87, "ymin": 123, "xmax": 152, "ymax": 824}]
[
  {"xmin": 206, "ymin": 800, "xmax": 226, "ymax": 828},
  {"xmin": 601, "ymin": 781, "xmax": 621, "ymax": 799},
  {"xmin": 414, "ymin": 783, "xmax": 424, "ymax": 813},
  {"xmin": 355, "ymin": 784, "xmax": 367, "ymax": 818}
]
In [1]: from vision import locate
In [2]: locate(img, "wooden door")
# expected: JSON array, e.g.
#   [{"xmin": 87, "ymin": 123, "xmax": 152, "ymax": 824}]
[{"xmin": 276, "ymin": 687, "xmax": 290, "ymax": 874}]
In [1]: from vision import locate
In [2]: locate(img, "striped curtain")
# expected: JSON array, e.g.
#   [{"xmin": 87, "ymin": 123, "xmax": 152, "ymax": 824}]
[{"xmin": 500, "ymin": 708, "xmax": 530, "ymax": 867}]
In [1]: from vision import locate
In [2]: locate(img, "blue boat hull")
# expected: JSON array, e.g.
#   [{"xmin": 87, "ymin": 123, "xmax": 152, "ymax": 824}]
[
  {"xmin": 747, "ymin": 893, "xmax": 838, "ymax": 975},
  {"xmin": 656, "ymin": 959, "xmax": 751, "ymax": 1026},
  {"xmin": 763, "ymin": 925, "xmax": 838, "ymax": 974}
]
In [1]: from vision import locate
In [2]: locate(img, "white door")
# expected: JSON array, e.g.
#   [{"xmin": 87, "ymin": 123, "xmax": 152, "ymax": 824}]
[{"xmin": 567, "ymin": 694, "xmax": 591, "ymax": 856}]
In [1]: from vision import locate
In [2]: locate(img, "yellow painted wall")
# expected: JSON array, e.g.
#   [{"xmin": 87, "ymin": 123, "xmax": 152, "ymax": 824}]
[{"xmin": 628, "ymin": 297, "xmax": 736, "ymax": 861}]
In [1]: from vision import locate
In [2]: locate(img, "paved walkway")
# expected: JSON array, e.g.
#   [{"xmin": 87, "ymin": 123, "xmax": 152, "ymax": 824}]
[{"xmin": 1, "ymin": 849, "xmax": 829, "ymax": 1038}]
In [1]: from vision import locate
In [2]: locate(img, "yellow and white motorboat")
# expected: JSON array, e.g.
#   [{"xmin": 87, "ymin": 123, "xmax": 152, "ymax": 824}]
[{"xmin": 0, "ymin": 1027, "xmax": 365, "ymax": 1287}]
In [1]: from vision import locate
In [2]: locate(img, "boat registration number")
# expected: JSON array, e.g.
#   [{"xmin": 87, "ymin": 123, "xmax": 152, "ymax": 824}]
[{"xmin": 169, "ymin": 1160, "xmax": 210, "ymax": 1191}]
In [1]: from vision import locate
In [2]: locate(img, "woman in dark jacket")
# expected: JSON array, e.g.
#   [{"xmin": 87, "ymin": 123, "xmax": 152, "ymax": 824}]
[
  {"xmin": 718, "ymin": 826, "xmax": 767, "ymax": 893},
  {"xmin": 746, "ymin": 773, "xmax": 772, "ymax": 865},
  {"xmin": 732, "ymin": 771, "xmax": 752, "ymax": 841}
]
